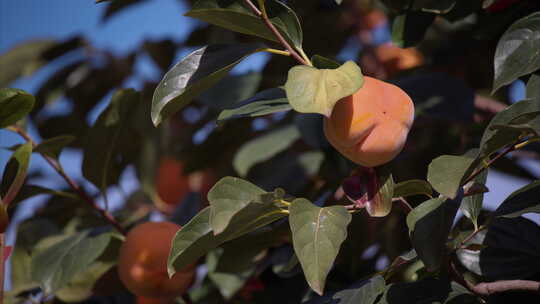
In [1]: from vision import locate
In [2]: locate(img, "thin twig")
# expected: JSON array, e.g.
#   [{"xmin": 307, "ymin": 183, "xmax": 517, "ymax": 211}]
[
  {"xmin": 8, "ymin": 126, "xmax": 127, "ymax": 236},
  {"xmin": 243, "ymin": 0, "xmax": 308, "ymax": 65},
  {"xmin": 462, "ymin": 142, "xmax": 517, "ymax": 185},
  {"xmin": 457, "ymin": 225, "xmax": 487, "ymax": 250},
  {"xmin": 466, "ymin": 280, "xmax": 540, "ymax": 296}
]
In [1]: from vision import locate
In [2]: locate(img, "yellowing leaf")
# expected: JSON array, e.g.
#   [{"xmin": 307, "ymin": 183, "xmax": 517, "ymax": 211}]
[{"xmin": 284, "ymin": 61, "xmax": 363, "ymax": 117}]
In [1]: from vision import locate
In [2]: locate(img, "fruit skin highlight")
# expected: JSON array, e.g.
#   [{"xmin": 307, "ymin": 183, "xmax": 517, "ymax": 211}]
[
  {"xmin": 118, "ymin": 221, "xmax": 196, "ymax": 299},
  {"xmin": 323, "ymin": 76, "xmax": 414, "ymax": 167}
]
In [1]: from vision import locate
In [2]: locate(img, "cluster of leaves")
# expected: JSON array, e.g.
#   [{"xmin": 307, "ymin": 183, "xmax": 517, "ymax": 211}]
[{"xmin": 1, "ymin": 0, "xmax": 540, "ymax": 303}]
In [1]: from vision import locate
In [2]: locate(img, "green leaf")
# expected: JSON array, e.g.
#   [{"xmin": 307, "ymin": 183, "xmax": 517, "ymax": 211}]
[
  {"xmin": 298, "ymin": 151, "xmax": 324, "ymax": 176},
  {"xmin": 233, "ymin": 125, "xmax": 300, "ymax": 176},
  {"xmin": 0, "ymin": 88, "xmax": 35, "ymax": 128},
  {"xmin": 208, "ymin": 177, "xmax": 266, "ymax": 235},
  {"xmin": 0, "ymin": 40, "xmax": 56, "ymax": 87},
  {"xmin": 478, "ymin": 98, "xmax": 540, "ymax": 161},
  {"xmin": 151, "ymin": 43, "xmax": 263, "ymax": 126},
  {"xmin": 368, "ymin": 166, "xmax": 395, "ymax": 217},
  {"xmin": 82, "ymin": 89, "xmax": 141, "ymax": 192},
  {"xmin": 494, "ymin": 180, "xmax": 540, "ymax": 218},
  {"xmin": 9, "ymin": 185, "xmax": 79, "ymax": 206},
  {"xmin": 206, "ymin": 248, "xmax": 254, "ymax": 299},
  {"xmin": 407, "ymin": 197, "xmax": 458, "ymax": 270},
  {"xmin": 186, "ymin": 0, "xmax": 303, "ymax": 49},
  {"xmin": 199, "ymin": 72, "xmax": 262, "ymax": 110},
  {"xmin": 311, "ymin": 55, "xmax": 340, "ymax": 69},
  {"xmin": 427, "ymin": 155, "xmax": 474, "ymax": 199},
  {"xmin": 289, "ymin": 198, "xmax": 352, "ymax": 295},
  {"xmin": 217, "ymin": 87, "xmax": 291, "ymax": 123},
  {"xmin": 527, "ymin": 74, "xmax": 540, "ymax": 99},
  {"xmin": 391, "ymin": 12, "xmax": 436, "ymax": 48},
  {"xmin": 493, "ymin": 12, "xmax": 540, "ymax": 92},
  {"xmin": 460, "ymin": 170, "xmax": 488, "ymax": 230},
  {"xmin": 284, "ymin": 61, "xmax": 364, "ymax": 117},
  {"xmin": 34, "ymin": 135, "xmax": 75, "ymax": 160},
  {"xmin": 393, "ymin": 179, "xmax": 433, "ymax": 198},
  {"xmin": 31, "ymin": 230, "xmax": 112, "ymax": 294},
  {"xmin": 168, "ymin": 203, "xmax": 286, "ymax": 276},
  {"xmin": 332, "ymin": 276, "xmax": 386, "ymax": 304},
  {"xmin": 1, "ymin": 142, "xmax": 32, "ymax": 205}
]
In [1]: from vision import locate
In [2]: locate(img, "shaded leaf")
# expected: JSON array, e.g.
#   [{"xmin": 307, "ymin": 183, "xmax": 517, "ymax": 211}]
[
  {"xmin": 0, "ymin": 88, "xmax": 35, "ymax": 128},
  {"xmin": 1, "ymin": 142, "xmax": 32, "ymax": 205},
  {"xmin": 460, "ymin": 170, "xmax": 488, "ymax": 230},
  {"xmin": 34, "ymin": 135, "xmax": 75, "ymax": 160},
  {"xmin": 427, "ymin": 155, "xmax": 474, "ymax": 199},
  {"xmin": 0, "ymin": 40, "xmax": 56, "ymax": 87},
  {"xmin": 143, "ymin": 39, "xmax": 177, "ymax": 72},
  {"xmin": 391, "ymin": 12, "xmax": 436, "ymax": 48},
  {"xmin": 217, "ymin": 87, "xmax": 291, "ymax": 123},
  {"xmin": 168, "ymin": 203, "xmax": 286, "ymax": 276},
  {"xmin": 233, "ymin": 125, "xmax": 300, "ymax": 176},
  {"xmin": 332, "ymin": 276, "xmax": 386, "ymax": 304},
  {"xmin": 186, "ymin": 0, "xmax": 303, "ymax": 49},
  {"xmin": 208, "ymin": 177, "xmax": 266, "ymax": 235},
  {"xmin": 284, "ymin": 61, "xmax": 363, "ymax": 117},
  {"xmin": 393, "ymin": 179, "xmax": 433, "ymax": 198},
  {"xmin": 380, "ymin": 279, "xmax": 478, "ymax": 304},
  {"xmin": 494, "ymin": 180, "xmax": 540, "ymax": 218},
  {"xmin": 480, "ymin": 217, "xmax": 540, "ymax": 280},
  {"xmin": 82, "ymin": 89, "xmax": 141, "ymax": 192},
  {"xmin": 200, "ymin": 72, "xmax": 262, "ymax": 110},
  {"xmin": 151, "ymin": 43, "xmax": 263, "ymax": 126},
  {"xmin": 10, "ymin": 185, "xmax": 79, "ymax": 206},
  {"xmin": 527, "ymin": 73, "xmax": 540, "ymax": 99},
  {"xmin": 31, "ymin": 230, "xmax": 112, "ymax": 294},
  {"xmin": 311, "ymin": 55, "xmax": 340, "ymax": 69},
  {"xmin": 493, "ymin": 12, "xmax": 540, "ymax": 92},
  {"xmin": 407, "ymin": 197, "xmax": 459, "ymax": 270},
  {"xmin": 289, "ymin": 198, "xmax": 351, "ymax": 295}
]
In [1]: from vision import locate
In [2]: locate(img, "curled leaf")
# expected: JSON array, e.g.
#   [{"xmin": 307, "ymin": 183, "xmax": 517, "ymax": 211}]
[{"xmin": 284, "ymin": 61, "xmax": 364, "ymax": 117}]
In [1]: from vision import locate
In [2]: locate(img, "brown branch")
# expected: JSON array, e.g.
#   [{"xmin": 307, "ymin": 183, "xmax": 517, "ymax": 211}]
[
  {"xmin": 9, "ymin": 126, "xmax": 127, "ymax": 236},
  {"xmin": 462, "ymin": 142, "xmax": 518, "ymax": 185},
  {"xmin": 474, "ymin": 95, "xmax": 508, "ymax": 115},
  {"xmin": 466, "ymin": 280, "xmax": 540, "ymax": 296},
  {"xmin": 243, "ymin": 0, "xmax": 308, "ymax": 65}
]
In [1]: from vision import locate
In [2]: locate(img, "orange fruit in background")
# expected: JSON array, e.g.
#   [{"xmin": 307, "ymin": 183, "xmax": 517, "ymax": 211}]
[
  {"xmin": 118, "ymin": 222, "xmax": 196, "ymax": 299},
  {"xmin": 136, "ymin": 296, "xmax": 176, "ymax": 304},
  {"xmin": 155, "ymin": 156, "xmax": 190, "ymax": 206},
  {"xmin": 374, "ymin": 43, "xmax": 424, "ymax": 77},
  {"xmin": 324, "ymin": 76, "xmax": 414, "ymax": 167}
]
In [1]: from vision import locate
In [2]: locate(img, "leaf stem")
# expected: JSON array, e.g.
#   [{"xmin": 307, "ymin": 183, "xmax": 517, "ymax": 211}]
[
  {"xmin": 243, "ymin": 0, "xmax": 309, "ymax": 65},
  {"xmin": 261, "ymin": 48, "xmax": 290, "ymax": 56},
  {"xmin": 7, "ymin": 126, "xmax": 127, "ymax": 236}
]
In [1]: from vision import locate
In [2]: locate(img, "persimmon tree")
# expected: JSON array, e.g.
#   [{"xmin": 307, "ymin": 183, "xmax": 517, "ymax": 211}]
[{"xmin": 1, "ymin": 0, "xmax": 540, "ymax": 303}]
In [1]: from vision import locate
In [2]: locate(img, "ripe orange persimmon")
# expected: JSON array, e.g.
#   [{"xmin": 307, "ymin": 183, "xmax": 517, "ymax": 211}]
[
  {"xmin": 323, "ymin": 76, "xmax": 414, "ymax": 167},
  {"xmin": 118, "ymin": 222, "xmax": 196, "ymax": 299}
]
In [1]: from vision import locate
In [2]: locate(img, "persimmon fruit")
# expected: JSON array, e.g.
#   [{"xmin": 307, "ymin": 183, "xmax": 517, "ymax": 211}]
[
  {"xmin": 323, "ymin": 76, "xmax": 414, "ymax": 167},
  {"xmin": 155, "ymin": 156, "xmax": 190, "ymax": 208},
  {"xmin": 118, "ymin": 222, "xmax": 196, "ymax": 299},
  {"xmin": 374, "ymin": 43, "xmax": 424, "ymax": 77}
]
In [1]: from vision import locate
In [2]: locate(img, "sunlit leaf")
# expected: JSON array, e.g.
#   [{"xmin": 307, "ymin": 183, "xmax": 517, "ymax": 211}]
[
  {"xmin": 151, "ymin": 44, "xmax": 263, "ymax": 126},
  {"xmin": 0, "ymin": 88, "xmax": 35, "ymax": 128},
  {"xmin": 289, "ymin": 198, "xmax": 351, "ymax": 295},
  {"xmin": 233, "ymin": 125, "xmax": 300, "ymax": 176},
  {"xmin": 186, "ymin": 0, "xmax": 303, "ymax": 49},
  {"xmin": 427, "ymin": 155, "xmax": 474, "ymax": 199},
  {"xmin": 284, "ymin": 61, "xmax": 363, "ymax": 117},
  {"xmin": 493, "ymin": 12, "xmax": 540, "ymax": 92},
  {"xmin": 168, "ymin": 203, "xmax": 286, "ymax": 276},
  {"xmin": 208, "ymin": 177, "xmax": 266, "ymax": 235}
]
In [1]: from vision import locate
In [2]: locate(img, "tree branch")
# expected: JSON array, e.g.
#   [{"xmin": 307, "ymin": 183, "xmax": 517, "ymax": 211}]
[
  {"xmin": 243, "ymin": 0, "xmax": 308, "ymax": 65},
  {"xmin": 8, "ymin": 126, "xmax": 127, "ymax": 236},
  {"xmin": 466, "ymin": 280, "xmax": 540, "ymax": 296}
]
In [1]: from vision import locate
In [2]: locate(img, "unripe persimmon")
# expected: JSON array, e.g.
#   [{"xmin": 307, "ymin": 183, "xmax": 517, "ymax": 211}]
[
  {"xmin": 323, "ymin": 76, "xmax": 414, "ymax": 167},
  {"xmin": 118, "ymin": 222, "xmax": 196, "ymax": 298}
]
